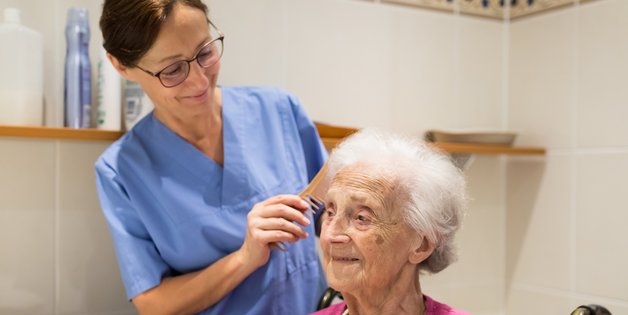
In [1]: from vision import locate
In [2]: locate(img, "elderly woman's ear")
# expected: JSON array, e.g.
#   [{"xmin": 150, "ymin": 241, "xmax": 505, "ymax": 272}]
[{"xmin": 409, "ymin": 236, "xmax": 435, "ymax": 265}]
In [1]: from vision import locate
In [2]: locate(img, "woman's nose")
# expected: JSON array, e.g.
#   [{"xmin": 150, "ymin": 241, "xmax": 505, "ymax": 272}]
[
  {"xmin": 185, "ymin": 61, "xmax": 209, "ymax": 88},
  {"xmin": 323, "ymin": 217, "xmax": 351, "ymax": 244}
]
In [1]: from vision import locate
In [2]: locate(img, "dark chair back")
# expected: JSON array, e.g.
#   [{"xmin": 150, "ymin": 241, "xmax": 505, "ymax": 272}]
[
  {"xmin": 571, "ymin": 304, "xmax": 611, "ymax": 315},
  {"xmin": 317, "ymin": 287, "xmax": 343, "ymax": 310}
]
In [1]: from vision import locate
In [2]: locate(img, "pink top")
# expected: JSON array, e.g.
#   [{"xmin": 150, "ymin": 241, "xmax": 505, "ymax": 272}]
[{"xmin": 310, "ymin": 295, "xmax": 470, "ymax": 315}]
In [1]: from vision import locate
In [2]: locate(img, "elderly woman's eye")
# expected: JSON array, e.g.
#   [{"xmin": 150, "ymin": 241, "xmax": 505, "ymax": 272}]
[
  {"xmin": 355, "ymin": 214, "xmax": 372, "ymax": 224},
  {"xmin": 322, "ymin": 203, "xmax": 335, "ymax": 219}
]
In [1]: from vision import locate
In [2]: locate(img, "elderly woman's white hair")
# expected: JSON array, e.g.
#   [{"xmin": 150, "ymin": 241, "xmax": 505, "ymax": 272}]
[{"xmin": 326, "ymin": 129, "xmax": 468, "ymax": 273}]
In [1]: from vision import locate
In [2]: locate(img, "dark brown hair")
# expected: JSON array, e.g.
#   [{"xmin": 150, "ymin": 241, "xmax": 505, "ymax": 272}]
[{"xmin": 100, "ymin": 0, "xmax": 209, "ymax": 67}]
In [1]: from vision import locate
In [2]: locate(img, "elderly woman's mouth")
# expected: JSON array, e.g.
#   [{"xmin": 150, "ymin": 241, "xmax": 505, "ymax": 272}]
[{"xmin": 331, "ymin": 256, "xmax": 360, "ymax": 262}]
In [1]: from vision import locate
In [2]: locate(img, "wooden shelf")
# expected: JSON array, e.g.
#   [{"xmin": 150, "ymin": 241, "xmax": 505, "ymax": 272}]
[
  {"xmin": 0, "ymin": 123, "xmax": 546, "ymax": 156},
  {"xmin": 314, "ymin": 122, "xmax": 545, "ymax": 155},
  {"xmin": 429, "ymin": 142, "xmax": 545, "ymax": 155},
  {"xmin": 0, "ymin": 125, "xmax": 124, "ymax": 141}
]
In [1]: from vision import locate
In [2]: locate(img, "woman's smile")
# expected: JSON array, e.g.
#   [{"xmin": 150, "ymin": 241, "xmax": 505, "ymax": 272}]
[{"xmin": 184, "ymin": 88, "xmax": 209, "ymax": 103}]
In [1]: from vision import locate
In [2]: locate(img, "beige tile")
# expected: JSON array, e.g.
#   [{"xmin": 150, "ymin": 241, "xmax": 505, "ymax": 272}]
[
  {"xmin": 448, "ymin": 156, "xmax": 504, "ymax": 283},
  {"xmin": 576, "ymin": 1, "xmax": 628, "ymax": 148},
  {"xmin": 509, "ymin": 7, "xmax": 576, "ymax": 149},
  {"xmin": 0, "ymin": 138, "xmax": 55, "ymax": 313},
  {"xmin": 575, "ymin": 153, "xmax": 628, "ymax": 300},
  {"xmin": 577, "ymin": 0, "xmax": 628, "ymax": 147},
  {"xmin": 423, "ymin": 157, "xmax": 505, "ymax": 314},
  {"xmin": 0, "ymin": 209, "xmax": 54, "ymax": 314},
  {"xmin": 388, "ymin": 6, "xmax": 458, "ymax": 134},
  {"xmin": 0, "ymin": 139, "xmax": 55, "ymax": 210},
  {"xmin": 506, "ymin": 155, "xmax": 571, "ymax": 290},
  {"xmin": 209, "ymin": 0, "xmax": 285, "ymax": 87},
  {"xmin": 284, "ymin": 0, "xmax": 395, "ymax": 129},
  {"xmin": 577, "ymin": 0, "xmax": 628, "ymax": 148},
  {"xmin": 458, "ymin": 16, "xmax": 503, "ymax": 129},
  {"xmin": 422, "ymin": 281, "xmax": 503, "ymax": 315},
  {"xmin": 506, "ymin": 287, "xmax": 575, "ymax": 315},
  {"xmin": 56, "ymin": 140, "xmax": 131, "ymax": 313}
]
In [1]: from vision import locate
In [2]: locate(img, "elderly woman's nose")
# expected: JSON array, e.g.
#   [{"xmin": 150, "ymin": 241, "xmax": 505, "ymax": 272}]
[{"xmin": 324, "ymin": 217, "xmax": 351, "ymax": 244}]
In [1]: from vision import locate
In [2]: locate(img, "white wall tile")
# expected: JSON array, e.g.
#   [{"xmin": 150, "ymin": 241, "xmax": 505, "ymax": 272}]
[
  {"xmin": 0, "ymin": 139, "xmax": 55, "ymax": 210},
  {"xmin": 283, "ymin": 0, "xmax": 395, "ymax": 129},
  {"xmin": 506, "ymin": 155, "xmax": 572, "ymax": 290},
  {"xmin": 458, "ymin": 16, "xmax": 503, "ymax": 130},
  {"xmin": 575, "ymin": 153, "xmax": 628, "ymax": 300},
  {"xmin": 208, "ymin": 0, "xmax": 286, "ymax": 88},
  {"xmin": 506, "ymin": 287, "xmax": 577, "ymax": 315},
  {"xmin": 0, "ymin": 209, "xmax": 55, "ymax": 315},
  {"xmin": 389, "ymin": 7, "xmax": 458, "ymax": 134},
  {"xmin": 509, "ymin": 7, "xmax": 576, "ymax": 149},
  {"xmin": 0, "ymin": 139, "xmax": 55, "ymax": 314},
  {"xmin": 577, "ymin": 0, "xmax": 628, "ymax": 148},
  {"xmin": 423, "ymin": 156, "xmax": 505, "ymax": 314},
  {"xmin": 449, "ymin": 156, "xmax": 504, "ymax": 284},
  {"xmin": 422, "ymin": 281, "xmax": 503, "ymax": 315}
]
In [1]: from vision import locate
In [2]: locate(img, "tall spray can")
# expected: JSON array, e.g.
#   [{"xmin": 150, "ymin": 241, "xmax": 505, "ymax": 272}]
[{"xmin": 64, "ymin": 8, "xmax": 91, "ymax": 128}]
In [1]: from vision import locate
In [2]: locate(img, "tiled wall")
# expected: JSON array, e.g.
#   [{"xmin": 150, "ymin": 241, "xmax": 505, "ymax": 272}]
[
  {"xmin": 507, "ymin": 0, "xmax": 628, "ymax": 313},
  {"xmin": 0, "ymin": 138, "xmax": 133, "ymax": 314}
]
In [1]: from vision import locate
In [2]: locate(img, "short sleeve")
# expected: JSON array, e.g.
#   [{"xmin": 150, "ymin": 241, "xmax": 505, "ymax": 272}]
[{"xmin": 95, "ymin": 156, "xmax": 171, "ymax": 300}]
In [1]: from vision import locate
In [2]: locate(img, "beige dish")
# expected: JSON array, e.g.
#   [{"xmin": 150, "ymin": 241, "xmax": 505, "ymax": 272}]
[{"xmin": 424, "ymin": 129, "xmax": 517, "ymax": 146}]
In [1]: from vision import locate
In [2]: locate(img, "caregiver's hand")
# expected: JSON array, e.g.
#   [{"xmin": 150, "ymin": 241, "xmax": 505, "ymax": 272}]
[{"xmin": 239, "ymin": 195, "xmax": 312, "ymax": 268}]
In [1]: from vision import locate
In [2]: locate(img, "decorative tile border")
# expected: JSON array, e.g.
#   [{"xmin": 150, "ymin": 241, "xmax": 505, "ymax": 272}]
[{"xmin": 379, "ymin": 0, "xmax": 598, "ymax": 20}]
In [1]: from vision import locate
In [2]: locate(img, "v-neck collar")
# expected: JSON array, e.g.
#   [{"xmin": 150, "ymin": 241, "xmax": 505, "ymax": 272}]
[
  {"xmin": 148, "ymin": 112, "xmax": 223, "ymax": 180},
  {"xmin": 143, "ymin": 87, "xmax": 257, "ymax": 210}
]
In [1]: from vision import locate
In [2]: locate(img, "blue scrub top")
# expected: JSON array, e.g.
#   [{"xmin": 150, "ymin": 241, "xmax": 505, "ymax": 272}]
[{"xmin": 95, "ymin": 86, "xmax": 328, "ymax": 315}]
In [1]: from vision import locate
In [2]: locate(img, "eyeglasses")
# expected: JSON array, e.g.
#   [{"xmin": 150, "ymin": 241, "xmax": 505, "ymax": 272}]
[{"xmin": 135, "ymin": 22, "xmax": 224, "ymax": 88}]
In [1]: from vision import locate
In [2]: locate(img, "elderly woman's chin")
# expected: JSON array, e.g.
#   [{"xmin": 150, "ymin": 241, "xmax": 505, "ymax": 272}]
[{"xmin": 322, "ymin": 257, "xmax": 363, "ymax": 292}]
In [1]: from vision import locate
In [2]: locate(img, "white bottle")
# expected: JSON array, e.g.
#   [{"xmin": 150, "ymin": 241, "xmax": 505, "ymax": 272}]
[
  {"xmin": 96, "ymin": 48, "xmax": 122, "ymax": 130},
  {"xmin": 0, "ymin": 8, "xmax": 43, "ymax": 126},
  {"xmin": 123, "ymin": 80, "xmax": 154, "ymax": 131}
]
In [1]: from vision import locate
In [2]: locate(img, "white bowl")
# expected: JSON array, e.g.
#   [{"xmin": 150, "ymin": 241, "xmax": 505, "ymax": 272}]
[{"xmin": 424, "ymin": 129, "xmax": 517, "ymax": 146}]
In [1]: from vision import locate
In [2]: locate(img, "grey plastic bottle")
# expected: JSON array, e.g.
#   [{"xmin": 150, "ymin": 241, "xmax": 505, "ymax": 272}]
[{"xmin": 64, "ymin": 8, "xmax": 91, "ymax": 128}]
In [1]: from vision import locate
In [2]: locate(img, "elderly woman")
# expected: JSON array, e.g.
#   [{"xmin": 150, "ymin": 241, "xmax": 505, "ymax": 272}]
[{"xmin": 312, "ymin": 130, "xmax": 470, "ymax": 315}]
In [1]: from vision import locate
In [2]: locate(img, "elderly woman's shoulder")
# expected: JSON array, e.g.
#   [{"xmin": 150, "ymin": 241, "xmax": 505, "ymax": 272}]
[{"xmin": 309, "ymin": 302, "xmax": 346, "ymax": 315}]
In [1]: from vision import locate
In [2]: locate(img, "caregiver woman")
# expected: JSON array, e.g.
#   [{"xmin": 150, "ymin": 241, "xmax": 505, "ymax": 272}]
[{"xmin": 95, "ymin": 0, "xmax": 326, "ymax": 314}]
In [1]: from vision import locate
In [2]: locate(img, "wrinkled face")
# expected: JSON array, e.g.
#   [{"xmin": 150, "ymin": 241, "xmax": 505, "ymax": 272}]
[
  {"xmin": 320, "ymin": 163, "xmax": 419, "ymax": 292},
  {"xmin": 125, "ymin": 3, "xmax": 220, "ymax": 119}
]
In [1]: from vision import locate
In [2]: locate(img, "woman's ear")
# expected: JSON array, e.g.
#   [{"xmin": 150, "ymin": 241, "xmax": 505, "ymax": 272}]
[
  {"xmin": 107, "ymin": 52, "xmax": 133, "ymax": 80},
  {"xmin": 409, "ymin": 235, "xmax": 434, "ymax": 265}
]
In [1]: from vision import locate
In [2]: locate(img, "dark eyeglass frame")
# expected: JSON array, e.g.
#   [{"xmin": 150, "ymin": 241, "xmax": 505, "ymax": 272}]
[{"xmin": 134, "ymin": 21, "xmax": 224, "ymax": 88}]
